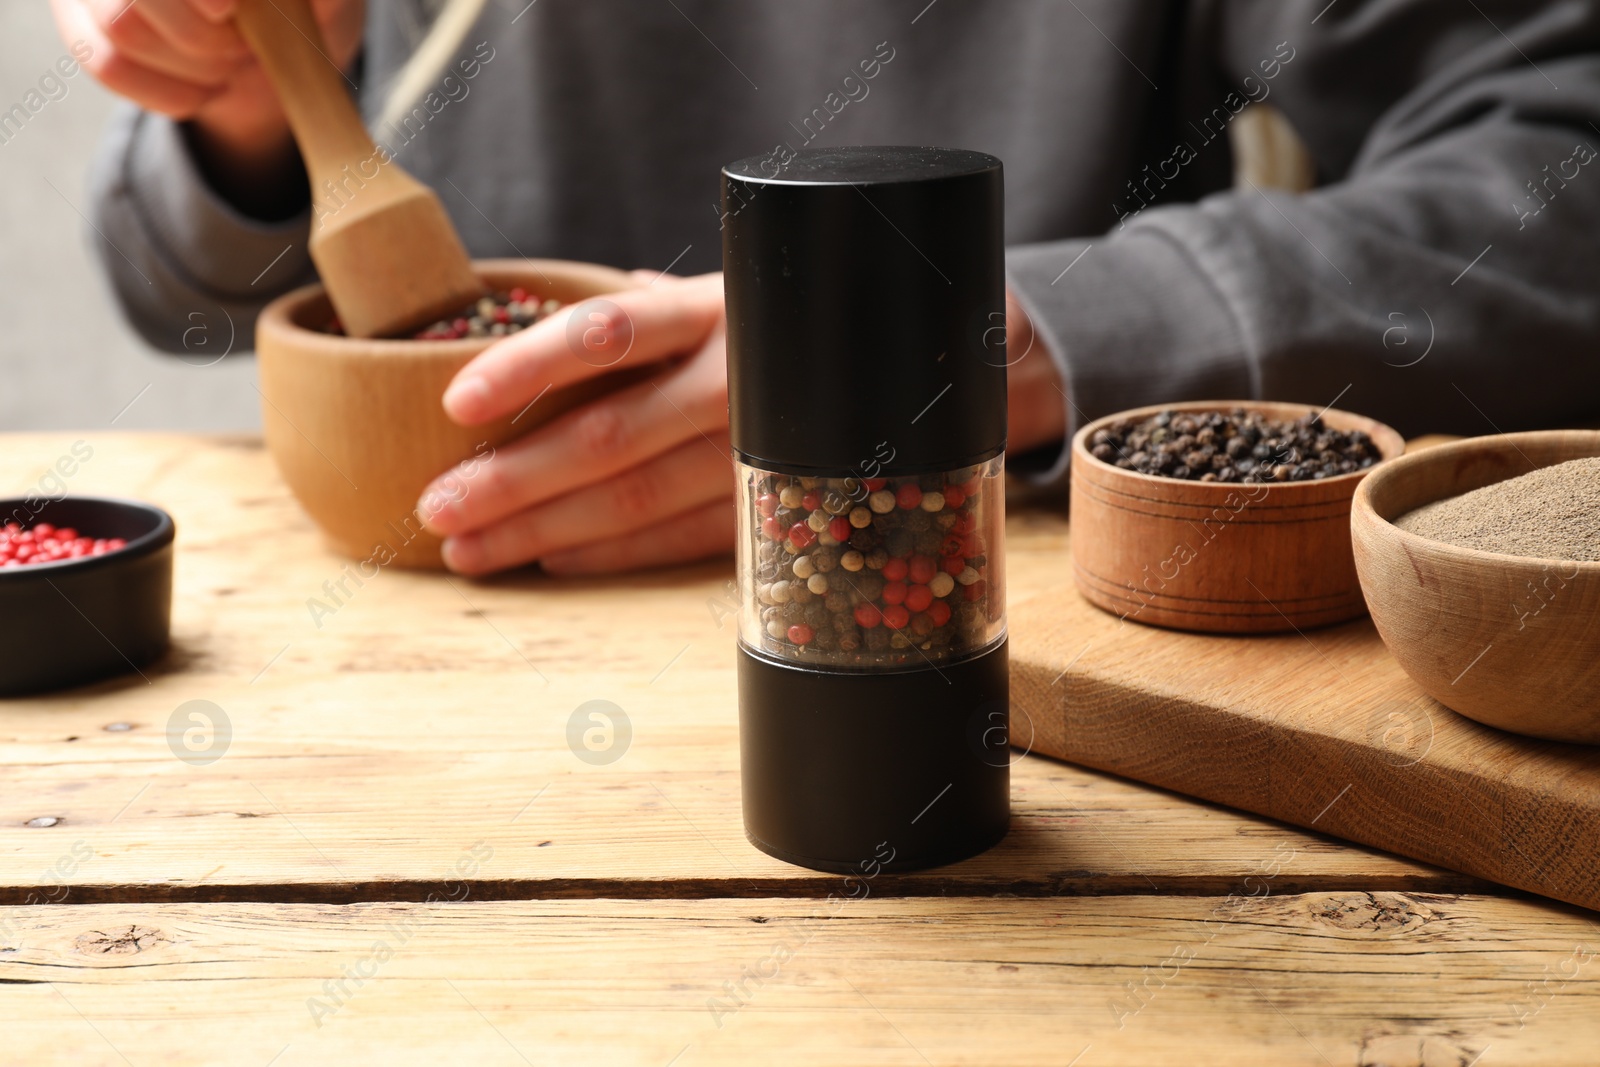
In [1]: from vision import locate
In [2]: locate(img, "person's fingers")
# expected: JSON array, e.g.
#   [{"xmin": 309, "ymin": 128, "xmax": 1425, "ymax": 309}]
[
  {"xmin": 440, "ymin": 433, "xmax": 733, "ymax": 575},
  {"xmin": 124, "ymin": 0, "xmax": 250, "ymax": 60},
  {"xmin": 442, "ymin": 272, "xmax": 725, "ymax": 425},
  {"xmin": 83, "ymin": 0, "xmax": 242, "ymax": 86},
  {"xmin": 1003, "ymin": 288, "xmax": 1067, "ymax": 453},
  {"xmin": 306, "ymin": 0, "xmax": 366, "ymax": 69},
  {"xmin": 421, "ymin": 334, "xmax": 730, "ymax": 536},
  {"xmin": 189, "ymin": 0, "xmax": 236, "ymax": 21},
  {"xmin": 57, "ymin": 0, "xmax": 220, "ymax": 116},
  {"xmin": 627, "ymin": 267, "xmax": 684, "ymax": 286},
  {"xmin": 538, "ymin": 497, "xmax": 737, "ymax": 576}
]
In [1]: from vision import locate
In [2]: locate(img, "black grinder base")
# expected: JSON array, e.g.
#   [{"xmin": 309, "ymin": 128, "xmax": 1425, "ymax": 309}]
[{"xmin": 738, "ymin": 638, "xmax": 1010, "ymax": 874}]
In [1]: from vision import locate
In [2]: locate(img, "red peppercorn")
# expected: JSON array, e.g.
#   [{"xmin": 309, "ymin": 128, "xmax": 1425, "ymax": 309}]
[
  {"xmin": 895, "ymin": 484, "xmax": 922, "ymax": 510},
  {"xmin": 854, "ymin": 602, "xmax": 883, "ymax": 628},
  {"xmin": 864, "ymin": 478, "xmax": 887, "ymax": 491},
  {"xmin": 788, "ymin": 624, "xmax": 815, "ymax": 645},
  {"xmin": 881, "ymin": 557, "xmax": 908, "ymax": 582},
  {"xmin": 757, "ymin": 493, "xmax": 779, "ymax": 518},
  {"xmin": 958, "ymin": 475, "xmax": 981, "ymax": 497},
  {"xmin": 962, "ymin": 579, "xmax": 987, "ymax": 603},
  {"xmin": 907, "ymin": 555, "xmax": 936, "ymax": 584},
  {"xmin": 762, "ymin": 517, "xmax": 782, "ymax": 541},
  {"xmin": 953, "ymin": 511, "xmax": 977, "ymax": 536},
  {"xmin": 928, "ymin": 600, "xmax": 952, "ymax": 627},
  {"xmin": 904, "ymin": 583, "xmax": 933, "ymax": 613},
  {"xmin": 510, "ymin": 287, "xmax": 528, "ymax": 302},
  {"xmin": 802, "ymin": 491, "xmax": 821, "ymax": 512},
  {"xmin": 828, "ymin": 516, "xmax": 852, "ymax": 543},
  {"xmin": 962, "ymin": 535, "xmax": 986, "ymax": 558},
  {"xmin": 882, "ymin": 604, "xmax": 910, "ymax": 630},
  {"xmin": 881, "ymin": 581, "xmax": 908, "ymax": 606},
  {"xmin": 0, "ymin": 525, "xmax": 129, "ymax": 567},
  {"xmin": 943, "ymin": 485, "xmax": 966, "ymax": 509},
  {"xmin": 941, "ymin": 555, "xmax": 966, "ymax": 576},
  {"xmin": 789, "ymin": 523, "xmax": 817, "ymax": 549}
]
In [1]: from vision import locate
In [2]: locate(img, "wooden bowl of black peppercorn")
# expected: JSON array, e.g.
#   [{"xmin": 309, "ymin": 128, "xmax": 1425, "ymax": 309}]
[{"xmin": 1069, "ymin": 401, "xmax": 1405, "ymax": 633}]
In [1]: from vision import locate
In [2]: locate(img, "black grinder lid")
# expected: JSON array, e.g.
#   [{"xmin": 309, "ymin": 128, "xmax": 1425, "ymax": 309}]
[{"xmin": 722, "ymin": 146, "xmax": 1007, "ymax": 475}]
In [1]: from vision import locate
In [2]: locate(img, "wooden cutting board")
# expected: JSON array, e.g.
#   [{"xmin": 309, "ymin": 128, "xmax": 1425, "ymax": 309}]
[{"xmin": 1010, "ymin": 543, "xmax": 1600, "ymax": 914}]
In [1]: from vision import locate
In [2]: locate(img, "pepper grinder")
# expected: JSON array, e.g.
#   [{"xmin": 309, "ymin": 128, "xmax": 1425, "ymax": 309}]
[{"xmin": 723, "ymin": 146, "xmax": 1011, "ymax": 874}]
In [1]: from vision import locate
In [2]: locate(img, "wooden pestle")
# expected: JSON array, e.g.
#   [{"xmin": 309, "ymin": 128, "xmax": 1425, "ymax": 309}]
[{"xmin": 234, "ymin": 0, "xmax": 484, "ymax": 338}]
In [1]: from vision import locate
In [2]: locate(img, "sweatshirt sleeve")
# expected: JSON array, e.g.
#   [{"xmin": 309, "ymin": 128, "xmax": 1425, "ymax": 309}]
[
  {"xmin": 1006, "ymin": 0, "xmax": 1600, "ymax": 490},
  {"xmin": 87, "ymin": 103, "xmax": 315, "ymax": 354}
]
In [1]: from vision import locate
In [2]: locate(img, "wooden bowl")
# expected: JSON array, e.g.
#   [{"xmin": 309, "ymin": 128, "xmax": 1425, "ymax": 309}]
[
  {"xmin": 1070, "ymin": 400, "xmax": 1405, "ymax": 633},
  {"xmin": 1352, "ymin": 431, "xmax": 1600, "ymax": 743},
  {"xmin": 256, "ymin": 258, "xmax": 640, "ymax": 569}
]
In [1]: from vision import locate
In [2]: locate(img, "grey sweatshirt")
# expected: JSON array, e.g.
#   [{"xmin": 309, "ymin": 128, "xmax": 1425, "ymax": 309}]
[{"xmin": 89, "ymin": 0, "xmax": 1600, "ymax": 485}]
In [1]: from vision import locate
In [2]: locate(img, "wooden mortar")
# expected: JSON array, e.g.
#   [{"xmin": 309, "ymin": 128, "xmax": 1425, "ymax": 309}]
[{"xmin": 256, "ymin": 258, "xmax": 643, "ymax": 568}]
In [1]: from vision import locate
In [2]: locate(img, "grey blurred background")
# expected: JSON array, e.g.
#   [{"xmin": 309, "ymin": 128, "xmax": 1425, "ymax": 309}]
[{"xmin": 1, "ymin": 3, "xmax": 260, "ymax": 432}]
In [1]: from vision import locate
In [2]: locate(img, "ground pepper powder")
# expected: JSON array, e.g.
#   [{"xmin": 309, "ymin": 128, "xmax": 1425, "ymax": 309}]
[{"xmin": 1396, "ymin": 457, "xmax": 1600, "ymax": 561}]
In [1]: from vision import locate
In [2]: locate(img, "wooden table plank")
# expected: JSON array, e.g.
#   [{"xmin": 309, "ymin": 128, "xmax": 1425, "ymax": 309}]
[
  {"xmin": 0, "ymin": 434, "xmax": 1462, "ymax": 900},
  {"xmin": 2, "ymin": 893, "xmax": 1596, "ymax": 1066}
]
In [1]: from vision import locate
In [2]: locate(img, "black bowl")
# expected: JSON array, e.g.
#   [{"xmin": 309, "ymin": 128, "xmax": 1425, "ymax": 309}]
[{"xmin": 0, "ymin": 497, "xmax": 174, "ymax": 696}]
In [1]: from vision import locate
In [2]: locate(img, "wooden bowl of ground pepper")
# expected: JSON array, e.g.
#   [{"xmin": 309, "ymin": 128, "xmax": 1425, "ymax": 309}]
[
  {"xmin": 1070, "ymin": 400, "xmax": 1405, "ymax": 633},
  {"xmin": 256, "ymin": 258, "xmax": 644, "ymax": 568},
  {"xmin": 1353, "ymin": 430, "xmax": 1600, "ymax": 743}
]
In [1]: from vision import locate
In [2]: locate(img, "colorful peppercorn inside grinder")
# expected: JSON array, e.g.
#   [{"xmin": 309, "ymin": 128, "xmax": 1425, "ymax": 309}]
[{"xmin": 723, "ymin": 146, "xmax": 1011, "ymax": 873}]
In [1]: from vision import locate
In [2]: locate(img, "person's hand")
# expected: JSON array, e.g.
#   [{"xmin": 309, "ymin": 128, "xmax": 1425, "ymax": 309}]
[
  {"xmin": 419, "ymin": 275, "xmax": 1064, "ymax": 577},
  {"xmin": 1003, "ymin": 290, "xmax": 1068, "ymax": 453},
  {"xmin": 51, "ymin": 0, "xmax": 364, "ymax": 212},
  {"xmin": 419, "ymin": 272, "xmax": 737, "ymax": 577}
]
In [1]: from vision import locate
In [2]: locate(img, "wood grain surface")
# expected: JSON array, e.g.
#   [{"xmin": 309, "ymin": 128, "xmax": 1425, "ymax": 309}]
[
  {"xmin": 4, "ymin": 894, "xmax": 1598, "ymax": 1067},
  {"xmin": 0, "ymin": 434, "xmax": 1462, "ymax": 904},
  {"xmin": 1, "ymin": 433, "xmax": 1595, "ymax": 1065}
]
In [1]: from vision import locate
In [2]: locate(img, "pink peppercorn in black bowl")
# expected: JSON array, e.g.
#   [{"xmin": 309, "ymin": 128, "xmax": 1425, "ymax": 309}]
[{"xmin": 0, "ymin": 497, "xmax": 174, "ymax": 696}]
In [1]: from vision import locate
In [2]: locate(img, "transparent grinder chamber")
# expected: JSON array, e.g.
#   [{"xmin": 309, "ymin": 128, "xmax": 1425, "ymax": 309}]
[{"xmin": 735, "ymin": 458, "xmax": 1005, "ymax": 670}]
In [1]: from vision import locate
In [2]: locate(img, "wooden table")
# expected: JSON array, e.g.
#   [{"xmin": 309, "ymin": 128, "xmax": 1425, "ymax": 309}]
[{"xmin": 1, "ymin": 434, "xmax": 1595, "ymax": 1066}]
